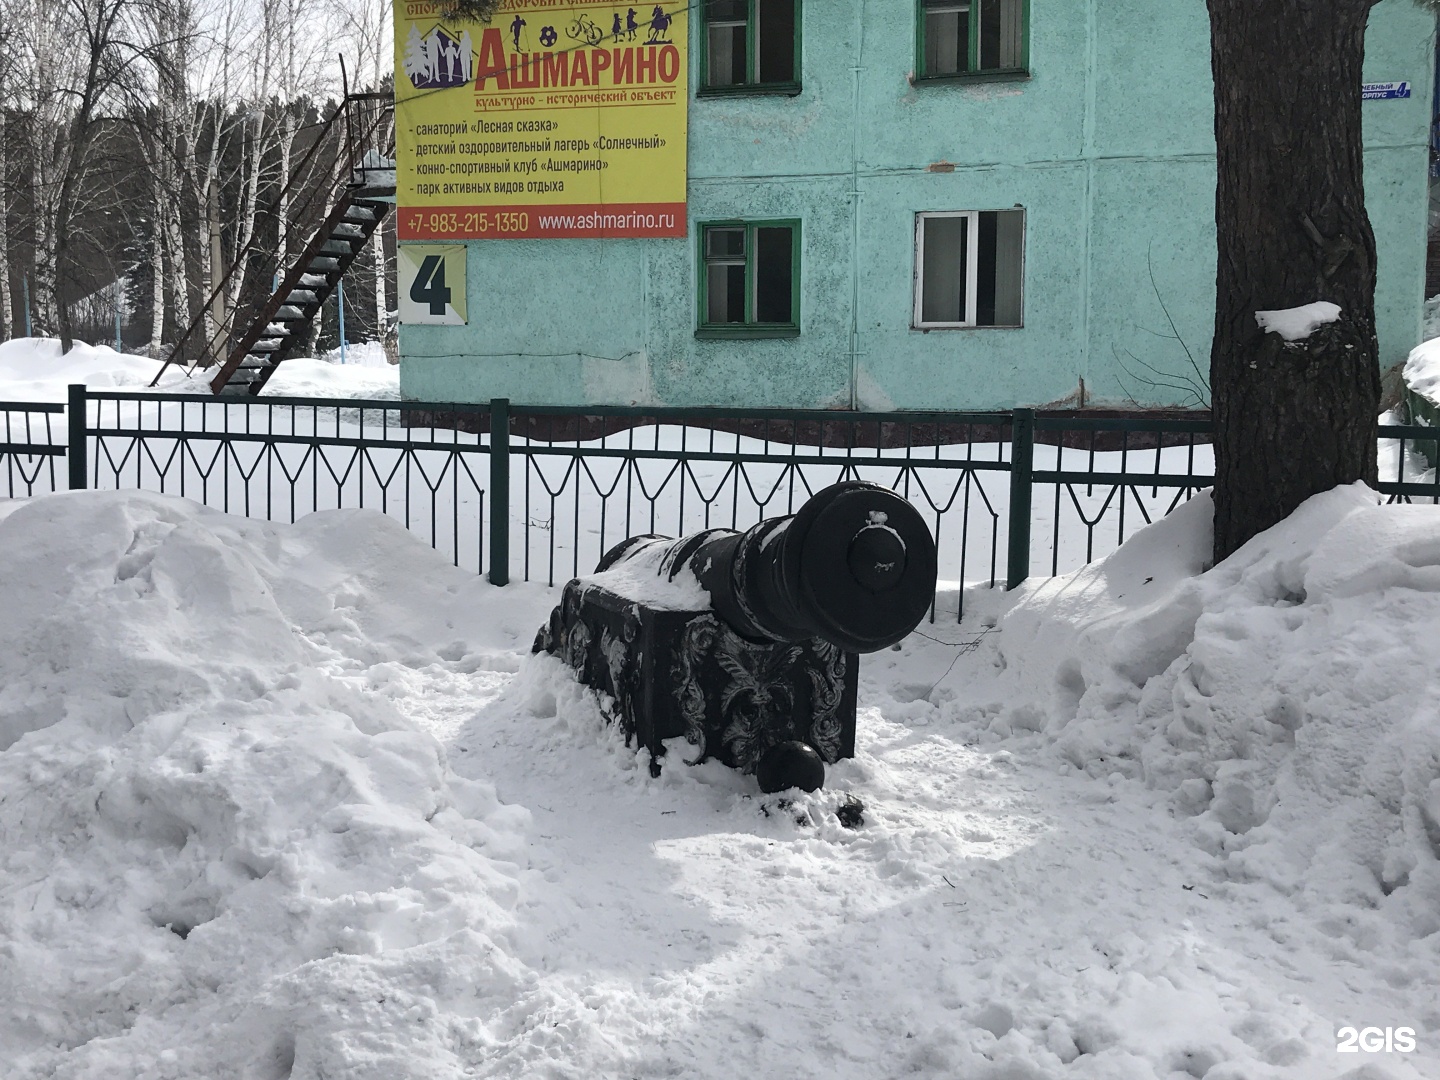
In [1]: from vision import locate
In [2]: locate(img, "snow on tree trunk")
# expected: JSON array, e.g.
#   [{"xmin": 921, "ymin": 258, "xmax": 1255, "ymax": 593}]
[{"xmin": 1206, "ymin": 0, "xmax": 1382, "ymax": 563}]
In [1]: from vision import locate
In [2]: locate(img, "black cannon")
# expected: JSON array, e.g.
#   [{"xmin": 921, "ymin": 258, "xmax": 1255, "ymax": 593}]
[{"xmin": 534, "ymin": 481, "xmax": 938, "ymax": 790}]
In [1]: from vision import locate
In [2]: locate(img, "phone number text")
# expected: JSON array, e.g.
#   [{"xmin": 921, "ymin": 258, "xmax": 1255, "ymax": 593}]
[{"xmin": 404, "ymin": 211, "xmax": 530, "ymax": 236}]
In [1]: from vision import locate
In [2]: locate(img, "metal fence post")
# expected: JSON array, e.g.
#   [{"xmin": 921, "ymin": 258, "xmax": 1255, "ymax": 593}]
[
  {"xmin": 67, "ymin": 383, "xmax": 88, "ymax": 490},
  {"xmin": 488, "ymin": 398, "xmax": 510, "ymax": 586},
  {"xmin": 1006, "ymin": 408, "xmax": 1034, "ymax": 589}
]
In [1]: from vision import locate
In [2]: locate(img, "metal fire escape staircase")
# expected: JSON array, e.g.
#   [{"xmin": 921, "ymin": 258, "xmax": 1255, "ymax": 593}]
[
  {"xmin": 151, "ymin": 91, "xmax": 395, "ymax": 396},
  {"xmin": 212, "ymin": 186, "xmax": 391, "ymax": 395}
]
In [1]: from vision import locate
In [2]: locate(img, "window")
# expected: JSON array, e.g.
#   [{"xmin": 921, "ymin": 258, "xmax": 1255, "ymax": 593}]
[
  {"xmin": 914, "ymin": 210, "xmax": 1024, "ymax": 328},
  {"xmin": 701, "ymin": 0, "xmax": 801, "ymax": 94},
  {"xmin": 917, "ymin": 0, "xmax": 1026, "ymax": 79},
  {"xmin": 698, "ymin": 221, "xmax": 800, "ymax": 336}
]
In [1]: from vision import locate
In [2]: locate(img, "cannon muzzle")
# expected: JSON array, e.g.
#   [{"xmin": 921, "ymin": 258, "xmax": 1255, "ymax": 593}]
[{"xmin": 599, "ymin": 481, "xmax": 937, "ymax": 653}]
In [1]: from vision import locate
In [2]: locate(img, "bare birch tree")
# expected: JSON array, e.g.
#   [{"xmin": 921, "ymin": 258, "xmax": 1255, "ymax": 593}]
[
  {"xmin": 0, "ymin": 0, "xmax": 16, "ymax": 340},
  {"xmin": 1, "ymin": 0, "xmax": 397, "ymax": 355}
]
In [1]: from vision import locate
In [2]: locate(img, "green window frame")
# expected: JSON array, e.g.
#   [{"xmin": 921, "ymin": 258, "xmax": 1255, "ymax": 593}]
[
  {"xmin": 915, "ymin": 0, "xmax": 1029, "ymax": 82},
  {"xmin": 698, "ymin": 0, "xmax": 803, "ymax": 97},
  {"xmin": 696, "ymin": 220, "xmax": 802, "ymax": 338}
]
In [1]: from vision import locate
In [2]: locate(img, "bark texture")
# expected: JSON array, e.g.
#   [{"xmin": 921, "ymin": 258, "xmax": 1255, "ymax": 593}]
[
  {"xmin": 1207, "ymin": 0, "xmax": 1381, "ymax": 563},
  {"xmin": 0, "ymin": 112, "xmax": 11, "ymax": 339}
]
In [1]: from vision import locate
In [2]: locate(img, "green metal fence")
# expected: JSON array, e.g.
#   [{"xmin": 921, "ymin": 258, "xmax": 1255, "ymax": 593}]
[{"xmin": 2, "ymin": 386, "xmax": 1433, "ymax": 619}]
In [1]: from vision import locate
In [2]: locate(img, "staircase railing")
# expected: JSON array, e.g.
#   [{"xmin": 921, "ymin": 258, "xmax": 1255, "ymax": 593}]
[{"xmin": 150, "ymin": 89, "xmax": 395, "ymax": 388}]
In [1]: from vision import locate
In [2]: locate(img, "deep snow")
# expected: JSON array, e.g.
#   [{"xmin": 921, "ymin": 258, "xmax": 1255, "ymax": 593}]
[
  {"xmin": 1, "ymin": 483, "xmax": 1436, "ymax": 1079},
  {"xmin": 1, "ymin": 336, "xmax": 1437, "ymax": 1077},
  {"xmin": 0, "ymin": 337, "xmax": 399, "ymax": 402}
]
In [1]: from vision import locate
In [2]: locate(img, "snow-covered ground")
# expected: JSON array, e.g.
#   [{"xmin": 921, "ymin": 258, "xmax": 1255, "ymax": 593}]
[
  {"xmin": 0, "ymin": 337, "xmax": 399, "ymax": 402},
  {"xmin": 2, "ymin": 337, "xmax": 1437, "ymax": 1078},
  {"xmin": 1, "ymin": 482, "xmax": 1436, "ymax": 1079}
]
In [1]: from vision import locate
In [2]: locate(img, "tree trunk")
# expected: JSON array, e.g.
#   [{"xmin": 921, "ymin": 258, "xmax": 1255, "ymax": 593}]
[
  {"xmin": 31, "ymin": 122, "xmax": 61, "ymax": 337},
  {"xmin": 168, "ymin": 107, "xmax": 195, "ymax": 330},
  {"xmin": 0, "ymin": 111, "xmax": 11, "ymax": 341},
  {"xmin": 206, "ymin": 175, "xmax": 227, "ymax": 364},
  {"xmin": 195, "ymin": 110, "xmax": 223, "ymax": 364},
  {"xmin": 149, "ymin": 161, "xmax": 167, "ymax": 352},
  {"xmin": 276, "ymin": 110, "xmax": 291, "ymax": 262},
  {"xmin": 374, "ymin": 223, "xmax": 387, "ymax": 344},
  {"xmin": 1207, "ymin": 0, "xmax": 1382, "ymax": 562},
  {"xmin": 54, "ymin": 155, "xmax": 82, "ymax": 354},
  {"xmin": 227, "ymin": 107, "xmax": 264, "ymax": 316}
]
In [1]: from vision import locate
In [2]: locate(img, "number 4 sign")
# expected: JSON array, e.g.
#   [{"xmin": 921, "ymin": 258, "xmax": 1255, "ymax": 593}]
[{"xmin": 398, "ymin": 244, "xmax": 468, "ymax": 325}]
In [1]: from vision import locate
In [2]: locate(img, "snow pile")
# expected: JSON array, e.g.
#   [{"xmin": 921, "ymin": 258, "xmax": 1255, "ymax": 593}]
[
  {"xmin": 1404, "ymin": 335, "xmax": 1440, "ymax": 409},
  {"xmin": 0, "ymin": 492, "xmax": 546, "ymax": 1077},
  {"xmin": 0, "ymin": 336, "xmax": 399, "ymax": 402},
  {"xmin": 987, "ymin": 482, "xmax": 1440, "ymax": 951},
  {"xmin": 2, "ymin": 485, "xmax": 1439, "ymax": 1077},
  {"xmin": 1253, "ymin": 301, "xmax": 1341, "ymax": 342},
  {"xmin": 0, "ymin": 337, "xmax": 173, "ymax": 399}
]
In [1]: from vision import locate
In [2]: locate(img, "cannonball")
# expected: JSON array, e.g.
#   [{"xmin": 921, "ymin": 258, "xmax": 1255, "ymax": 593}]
[{"xmin": 756, "ymin": 740, "xmax": 826, "ymax": 794}]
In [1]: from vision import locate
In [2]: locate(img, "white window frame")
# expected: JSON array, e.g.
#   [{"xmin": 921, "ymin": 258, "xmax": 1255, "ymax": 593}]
[
  {"xmin": 912, "ymin": 208, "xmax": 1025, "ymax": 329},
  {"xmin": 914, "ymin": 211, "xmax": 978, "ymax": 329}
]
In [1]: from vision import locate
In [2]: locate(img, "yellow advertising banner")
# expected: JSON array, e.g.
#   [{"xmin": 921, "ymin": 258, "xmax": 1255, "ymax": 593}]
[{"xmin": 394, "ymin": 0, "xmax": 688, "ymax": 240}]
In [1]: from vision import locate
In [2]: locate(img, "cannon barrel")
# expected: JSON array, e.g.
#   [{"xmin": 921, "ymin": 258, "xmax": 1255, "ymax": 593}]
[{"xmin": 597, "ymin": 481, "xmax": 938, "ymax": 654}]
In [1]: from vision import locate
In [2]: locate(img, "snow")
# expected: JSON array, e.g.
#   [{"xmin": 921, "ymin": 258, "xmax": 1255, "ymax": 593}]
[
  {"xmin": 261, "ymin": 355, "xmax": 399, "ymax": 399},
  {"xmin": 0, "ymin": 337, "xmax": 176, "ymax": 399},
  {"xmin": 1423, "ymin": 294, "xmax": 1440, "ymax": 344},
  {"xmin": 573, "ymin": 535, "xmax": 713, "ymax": 610},
  {"xmin": 1, "ymin": 480, "xmax": 1437, "ymax": 1077},
  {"xmin": 2, "ymin": 336, "xmax": 1438, "ymax": 1076},
  {"xmin": 318, "ymin": 340, "xmax": 395, "ymax": 370},
  {"xmin": 1254, "ymin": 301, "xmax": 1342, "ymax": 342},
  {"xmin": 1404, "ymin": 336, "xmax": 1440, "ymax": 408},
  {"xmin": 0, "ymin": 337, "xmax": 399, "ymax": 403}
]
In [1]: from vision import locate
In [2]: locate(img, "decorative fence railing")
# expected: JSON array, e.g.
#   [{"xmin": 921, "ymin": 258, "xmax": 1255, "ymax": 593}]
[
  {"xmin": 3, "ymin": 387, "xmax": 1437, "ymax": 620},
  {"xmin": 1, "ymin": 400, "xmax": 64, "ymax": 497}
]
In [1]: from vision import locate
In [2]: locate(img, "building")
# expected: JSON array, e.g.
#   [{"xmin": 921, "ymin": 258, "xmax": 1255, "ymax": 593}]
[{"xmin": 396, "ymin": 0, "xmax": 1435, "ymax": 412}]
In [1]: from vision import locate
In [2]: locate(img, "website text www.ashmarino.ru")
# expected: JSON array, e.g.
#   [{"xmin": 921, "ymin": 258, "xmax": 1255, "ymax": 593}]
[{"xmin": 537, "ymin": 211, "xmax": 676, "ymax": 231}]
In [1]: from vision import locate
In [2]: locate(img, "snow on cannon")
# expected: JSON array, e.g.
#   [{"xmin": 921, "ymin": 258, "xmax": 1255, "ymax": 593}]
[{"xmin": 533, "ymin": 481, "xmax": 938, "ymax": 792}]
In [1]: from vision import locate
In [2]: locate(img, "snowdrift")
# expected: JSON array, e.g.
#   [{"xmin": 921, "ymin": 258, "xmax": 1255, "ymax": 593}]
[
  {"xmin": 0, "ymin": 337, "xmax": 168, "ymax": 399},
  {"xmin": 1, "ymin": 486, "xmax": 1436, "ymax": 1078},
  {"xmin": 0, "ymin": 493, "xmax": 545, "ymax": 1077},
  {"xmin": 0, "ymin": 337, "xmax": 399, "ymax": 401},
  {"xmin": 990, "ymin": 484, "xmax": 1440, "ymax": 945}
]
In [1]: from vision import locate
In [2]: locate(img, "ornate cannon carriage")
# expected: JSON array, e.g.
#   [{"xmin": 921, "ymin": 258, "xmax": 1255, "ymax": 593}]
[{"xmin": 534, "ymin": 481, "xmax": 938, "ymax": 790}]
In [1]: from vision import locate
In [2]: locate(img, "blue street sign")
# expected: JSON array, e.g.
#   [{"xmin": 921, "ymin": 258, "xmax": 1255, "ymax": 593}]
[{"xmin": 1362, "ymin": 81, "xmax": 1411, "ymax": 101}]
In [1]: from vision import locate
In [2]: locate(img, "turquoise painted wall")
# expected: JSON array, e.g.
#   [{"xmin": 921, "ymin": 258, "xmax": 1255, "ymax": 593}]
[{"xmin": 399, "ymin": 0, "xmax": 1436, "ymax": 411}]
